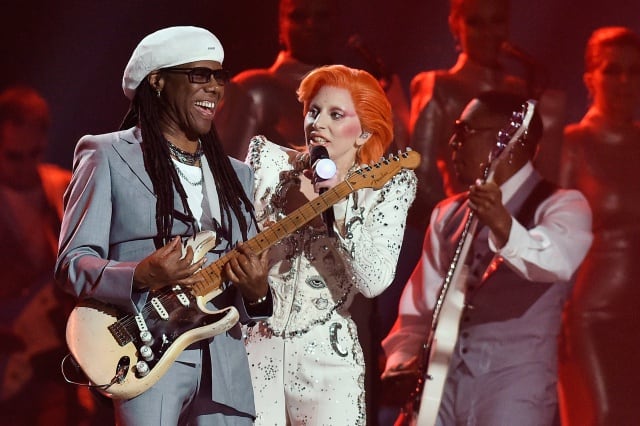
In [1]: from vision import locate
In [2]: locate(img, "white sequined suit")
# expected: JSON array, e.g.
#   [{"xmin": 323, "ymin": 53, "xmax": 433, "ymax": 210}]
[{"xmin": 244, "ymin": 137, "xmax": 416, "ymax": 425}]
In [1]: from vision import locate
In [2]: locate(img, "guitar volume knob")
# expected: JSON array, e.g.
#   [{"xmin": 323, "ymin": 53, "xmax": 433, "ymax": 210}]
[
  {"xmin": 140, "ymin": 331, "xmax": 153, "ymax": 344},
  {"xmin": 135, "ymin": 360, "xmax": 150, "ymax": 377},
  {"xmin": 139, "ymin": 345, "xmax": 154, "ymax": 361}
]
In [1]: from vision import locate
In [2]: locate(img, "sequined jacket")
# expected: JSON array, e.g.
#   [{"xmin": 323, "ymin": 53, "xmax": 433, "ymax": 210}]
[{"xmin": 246, "ymin": 137, "xmax": 417, "ymax": 337}]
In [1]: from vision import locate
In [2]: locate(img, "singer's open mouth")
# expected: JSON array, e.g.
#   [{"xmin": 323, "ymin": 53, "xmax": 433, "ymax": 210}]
[{"xmin": 309, "ymin": 137, "xmax": 329, "ymax": 145}]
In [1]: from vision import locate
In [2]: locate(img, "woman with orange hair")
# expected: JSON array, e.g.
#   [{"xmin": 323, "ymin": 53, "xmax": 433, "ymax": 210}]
[{"xmin": 243, "ymin": 64, "xmax": 416, "ymax": 425}]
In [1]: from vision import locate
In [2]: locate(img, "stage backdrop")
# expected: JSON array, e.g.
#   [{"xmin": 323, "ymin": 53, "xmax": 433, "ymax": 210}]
[{"xmin": 2, "ymin": 0, "xmax": 639, "ymax": 169}]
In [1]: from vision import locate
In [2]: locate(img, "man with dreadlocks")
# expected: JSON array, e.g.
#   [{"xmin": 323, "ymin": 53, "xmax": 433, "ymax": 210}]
[{"xmin": 55, "ymin": 26, "xmax": 271, "ymax": 425}]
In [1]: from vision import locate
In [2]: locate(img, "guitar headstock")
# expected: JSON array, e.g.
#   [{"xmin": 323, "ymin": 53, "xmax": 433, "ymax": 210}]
[
  {"xmin": 345, "ymin": 150, "xmax": 420, "ymax": 190},
  {"xmin": 487, "ymin": 99, "xmax": 537, "ymax": 172}
]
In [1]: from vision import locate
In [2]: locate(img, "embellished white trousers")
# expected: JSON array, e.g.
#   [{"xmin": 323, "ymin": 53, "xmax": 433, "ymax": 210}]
[{"xmin": 245, "ymin": 315, "xmax": 366, "ymax": 426}]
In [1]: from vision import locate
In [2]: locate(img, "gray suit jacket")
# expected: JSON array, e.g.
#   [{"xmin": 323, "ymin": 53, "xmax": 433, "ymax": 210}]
[{"xmin": 55, "ymin": 126, "xmax": 263, "ymax": 415}]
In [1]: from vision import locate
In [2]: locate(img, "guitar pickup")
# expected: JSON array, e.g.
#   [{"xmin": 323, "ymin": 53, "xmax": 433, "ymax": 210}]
[
  {"xmin": 172, "ymin": 285, "xmax": 191, "ymax": 307},
  {"xmin": 151, "ymin": 297, "xmax": 169, "ymax": 320}
]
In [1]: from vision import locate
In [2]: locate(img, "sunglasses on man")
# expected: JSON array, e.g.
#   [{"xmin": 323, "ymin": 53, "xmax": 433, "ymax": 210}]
[{"xmin": 162, "ymin": 67, "xmax": 230, "ymax": 86}]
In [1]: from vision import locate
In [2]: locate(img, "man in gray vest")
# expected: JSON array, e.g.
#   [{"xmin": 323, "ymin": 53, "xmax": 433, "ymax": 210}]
[{"xmin": 381, "ymin": 91, "xmax": 593, "ymax": 425}]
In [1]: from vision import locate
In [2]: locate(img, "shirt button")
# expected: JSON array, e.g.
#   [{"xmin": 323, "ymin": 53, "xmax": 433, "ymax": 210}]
[{"xmin": 461, "ymin": 348, "xmax": 468, "ymax": 354}]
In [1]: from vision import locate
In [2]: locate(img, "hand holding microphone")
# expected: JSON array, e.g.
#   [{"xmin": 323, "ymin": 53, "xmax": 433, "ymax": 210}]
[
  {"xmin": 309, "ymin": 145, "xmax": 337, "ymax": 236},
  {"xmin": 310, "ymin": 145, "xmax": 337, "ymax": 183}
]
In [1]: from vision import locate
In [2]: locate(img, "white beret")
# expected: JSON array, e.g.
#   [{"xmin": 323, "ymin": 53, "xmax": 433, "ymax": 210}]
[{"xmin": 122, "ymin": 26, "xmax": 224, "ymax": 100}]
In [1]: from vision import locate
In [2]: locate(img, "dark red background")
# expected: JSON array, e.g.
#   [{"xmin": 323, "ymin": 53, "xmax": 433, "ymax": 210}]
[{"xmin": 2, "ymin": 0, "xmax": 639, "ymax": 168}]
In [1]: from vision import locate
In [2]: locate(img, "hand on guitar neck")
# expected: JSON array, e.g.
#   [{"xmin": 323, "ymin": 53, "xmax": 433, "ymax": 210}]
[
  {"xmin": 467, "ymin": 180, "xmax": 513, "ymax": 249},
  {"xmin": 223, "ymin": 242, "xmax": 270, "ymax": 305}
]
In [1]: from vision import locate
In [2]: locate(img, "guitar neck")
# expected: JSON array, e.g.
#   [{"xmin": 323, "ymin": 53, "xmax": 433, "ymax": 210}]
[{"xmin": 190, "ymin": 180, "xmax": 354, "ymax": 297}]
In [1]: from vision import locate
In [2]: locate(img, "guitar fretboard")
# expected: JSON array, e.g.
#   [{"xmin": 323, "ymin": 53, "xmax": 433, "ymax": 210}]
[
  {"xmin": 189, "ymin": 150, "xmax": 419, "ymax": 298},
  {"xmin": 190, "ymin": 174, "xmax": 356, "ymax": 297}
]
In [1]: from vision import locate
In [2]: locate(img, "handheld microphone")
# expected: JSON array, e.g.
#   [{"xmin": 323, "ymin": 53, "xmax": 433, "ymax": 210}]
[{"xmin": 309, "ymin": 145, "xmax": 337, "ymax": 236}]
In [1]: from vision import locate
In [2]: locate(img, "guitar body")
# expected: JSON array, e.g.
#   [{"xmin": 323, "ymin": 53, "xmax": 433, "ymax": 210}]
[
  {"xmin": 66, "ymin": 299, "xmax": 238, "ymax": 399},
  {"xmin": 415, "ymin": 266, "xmax": 469, "ymax": 426},
  {"xmin": 65, "ymin": 230, "xmax": 241, "ymax": 400}
]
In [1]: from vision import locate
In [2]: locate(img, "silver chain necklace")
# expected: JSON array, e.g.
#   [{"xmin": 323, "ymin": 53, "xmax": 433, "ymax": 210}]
[{"xmin": 174, "ymin": 163, "xmax": 203, "ymax": 186}]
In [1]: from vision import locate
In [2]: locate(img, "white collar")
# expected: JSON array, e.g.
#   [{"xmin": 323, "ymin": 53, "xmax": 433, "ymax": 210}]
[{"xmin": 499, "ymin": 161, "xmax": 535, "ymax": 204}]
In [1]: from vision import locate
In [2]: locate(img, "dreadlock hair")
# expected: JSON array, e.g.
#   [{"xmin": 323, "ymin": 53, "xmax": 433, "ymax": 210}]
[{"xmin": 119, "ymin": 78, "xmax": 256, "ymax": 249}]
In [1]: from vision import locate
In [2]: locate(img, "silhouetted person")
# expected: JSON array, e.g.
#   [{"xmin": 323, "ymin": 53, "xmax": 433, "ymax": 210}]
[
  {"xmin": 0, "ymin": 85, "xmax": 81, "ymax": 424},
  {"xmin": 558, "ymin": 26, "xmax": 640, "ymax": 426},
  {"xmin": 408, "ymin": 0, "xmax": 565, "ymax": 233},
  {"xmin": 214, "ymin": 0, "xmax": 409, "ymax": 160}
]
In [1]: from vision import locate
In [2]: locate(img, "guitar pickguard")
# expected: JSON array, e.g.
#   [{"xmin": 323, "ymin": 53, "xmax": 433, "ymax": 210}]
[{"xmin": 66, "ymin": 291, "xmax": 239, "ymax": 400}]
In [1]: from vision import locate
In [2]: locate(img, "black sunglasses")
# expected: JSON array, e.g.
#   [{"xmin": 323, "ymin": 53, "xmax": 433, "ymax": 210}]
[
  {"xmin": 162, "ymin": 67, "xmax": 230, "ymax": 85},
  {"xmin": 449, "ymin": 119, "xmax": 498, "ymax": 149}
]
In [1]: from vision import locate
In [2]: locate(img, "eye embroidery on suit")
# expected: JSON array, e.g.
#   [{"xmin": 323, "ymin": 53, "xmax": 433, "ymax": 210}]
[{"xmin": 306, "ymin": 276, "xmax": 326, "ymax": 289}]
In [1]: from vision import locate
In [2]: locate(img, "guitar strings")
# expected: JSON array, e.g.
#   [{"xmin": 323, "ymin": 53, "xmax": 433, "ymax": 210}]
[
  {"xmin": 117, "ymin": 289, "xmax": 177, "ymax": 330},
  {"xmin": 114, "ymin": 153, "xmax": 416, "ymax": 332}
]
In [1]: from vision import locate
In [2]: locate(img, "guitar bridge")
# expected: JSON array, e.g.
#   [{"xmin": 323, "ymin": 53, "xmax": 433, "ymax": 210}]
[{"xmin": 108, "ymin": 321, "xmax": 133, "ymax": 346}]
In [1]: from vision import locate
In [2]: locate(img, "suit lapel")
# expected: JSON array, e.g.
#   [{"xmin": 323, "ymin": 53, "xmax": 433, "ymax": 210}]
[{"xmin": 112, "ymin": 127, "xmax": 154, "ymax": 195}]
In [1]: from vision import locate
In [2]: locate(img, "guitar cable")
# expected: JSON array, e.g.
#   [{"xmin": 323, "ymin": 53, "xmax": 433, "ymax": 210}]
[{"xmin": 60, "ymin": 352, "xmax": 127, "ymax": 390}]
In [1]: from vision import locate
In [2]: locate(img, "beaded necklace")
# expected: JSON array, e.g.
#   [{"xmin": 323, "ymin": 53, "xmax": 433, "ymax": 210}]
[{"xmin": 167, "ymin": 140, "xmax": 203, "ymax": 166}]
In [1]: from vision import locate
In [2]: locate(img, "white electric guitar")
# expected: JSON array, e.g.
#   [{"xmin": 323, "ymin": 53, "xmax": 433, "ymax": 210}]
[
  {"xmin": 398, "ymin": 100, "xmax": 536, "ymax": 426},
  {"xmin": 65, "ymin": 150, "xmax": 420, "ymax": 400}
]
